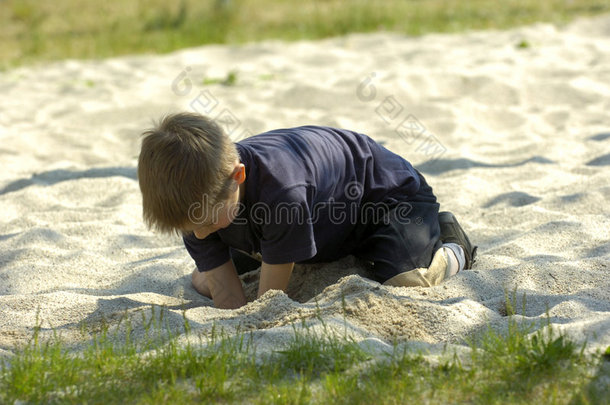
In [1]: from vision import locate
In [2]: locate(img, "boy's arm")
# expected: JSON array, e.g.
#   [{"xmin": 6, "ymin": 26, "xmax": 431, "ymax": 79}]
[
  {"xmin": 205, "ymin": 260, "xmax": 247, "ymax": 309},
  {"xmin": 258, "ymin": 262, "xmax": 295, "ymax": 298}
]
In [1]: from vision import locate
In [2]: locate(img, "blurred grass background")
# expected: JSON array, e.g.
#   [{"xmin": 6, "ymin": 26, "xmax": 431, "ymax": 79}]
[{"xmin": 1, "ymin": 0, "xmax": 609, "ymax": 68}]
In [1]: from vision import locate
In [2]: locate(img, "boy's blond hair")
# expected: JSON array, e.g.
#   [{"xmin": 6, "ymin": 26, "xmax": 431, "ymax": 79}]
[{"xmin": 137, "ymin": 112, "xmax": 238, "ymax": 234}]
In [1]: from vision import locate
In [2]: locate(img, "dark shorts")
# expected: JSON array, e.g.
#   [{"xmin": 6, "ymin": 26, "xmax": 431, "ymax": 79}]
[
  {"xmin": 350, "ymin": 172, "xmax": 442, "ymax": 283},
  {"xmin": 231, "ymin": 172, "xmax": 442, "ymax": 283}
]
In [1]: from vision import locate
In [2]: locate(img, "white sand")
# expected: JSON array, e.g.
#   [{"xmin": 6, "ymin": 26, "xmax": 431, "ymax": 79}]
[{"xmin": 1, "ymin": 15, "xmax": 609, "ymax": 359}]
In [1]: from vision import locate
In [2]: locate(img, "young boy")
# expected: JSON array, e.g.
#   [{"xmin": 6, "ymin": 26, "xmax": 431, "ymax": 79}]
[{"xmin": 138, "ymin": 112, "xmax": 476, "ymax": 309}]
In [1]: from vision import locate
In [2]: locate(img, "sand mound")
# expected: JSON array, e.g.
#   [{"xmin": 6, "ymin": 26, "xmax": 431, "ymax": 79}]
[{"xmin": 1, "ymin": 15, "xmax": 609, "ymax": 358}]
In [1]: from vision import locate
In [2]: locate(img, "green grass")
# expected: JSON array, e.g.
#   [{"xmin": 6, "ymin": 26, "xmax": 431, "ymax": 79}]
[
  {"xmin": 1, "ymin": 308, "xmax": 608, "ymax": 404},
  {"xmin": 1, "ymin": 0, "xmax": 610, "ymax": 69}
]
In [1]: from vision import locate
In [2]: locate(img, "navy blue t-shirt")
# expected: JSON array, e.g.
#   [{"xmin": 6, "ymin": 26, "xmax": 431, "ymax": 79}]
[{"xmin": 183, "ymin": 125, "xmax": 421, "ymax": 271}]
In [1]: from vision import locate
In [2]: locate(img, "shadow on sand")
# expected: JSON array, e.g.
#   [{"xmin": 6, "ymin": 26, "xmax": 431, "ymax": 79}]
[{"xmin": 0, "ymin": 167, "xmax": 137, "ymax": 196}]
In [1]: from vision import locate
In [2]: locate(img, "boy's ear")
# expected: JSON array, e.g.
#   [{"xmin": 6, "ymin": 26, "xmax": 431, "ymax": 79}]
[{"xmin": 232, "ymin": 163, "xmax": 246, "ymax": 184}]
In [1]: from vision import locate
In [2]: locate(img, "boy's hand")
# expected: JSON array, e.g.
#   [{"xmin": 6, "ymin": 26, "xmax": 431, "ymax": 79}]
[
  {"xmin": 197, "ymin": 260, "xmax": 247, "ymax": 309},
  {"xmin": 191, "ymin": 269, "xmax": 212, "ymax": 298},
  {"xmin": 258, "ymin": 262, "xmax": 295, "ymax": 298}
]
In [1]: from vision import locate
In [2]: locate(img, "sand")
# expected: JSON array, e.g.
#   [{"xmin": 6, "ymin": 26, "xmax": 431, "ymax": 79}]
[{"xmin": 1, "ymin": 15, "xmax": 609, "ymax": 360}]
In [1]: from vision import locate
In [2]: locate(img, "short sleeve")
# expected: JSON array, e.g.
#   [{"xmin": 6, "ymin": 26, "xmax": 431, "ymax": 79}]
[
  {"xmin": 183, "ymin": 232, "xmax": 231, "ymax": 272},
  {"xmin": 258, "ymin": 186, "xmax": 317, "ymax": 264}
]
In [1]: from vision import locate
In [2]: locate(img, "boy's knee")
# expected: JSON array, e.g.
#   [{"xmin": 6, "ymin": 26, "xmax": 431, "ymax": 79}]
[{"xmin": 382, "ymin": 248, "xmax": 449, "ymax": 288}]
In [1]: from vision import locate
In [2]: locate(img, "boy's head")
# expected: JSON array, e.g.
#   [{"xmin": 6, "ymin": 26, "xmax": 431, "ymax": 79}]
[{"xmin": 138, "ymin": 112, "xmax": 239, "ymax": 234}]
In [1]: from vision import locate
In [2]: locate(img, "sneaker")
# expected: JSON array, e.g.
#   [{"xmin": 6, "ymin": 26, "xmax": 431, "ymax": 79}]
[{"xmin": 438, "ymin": 211, "xmax": 477, "ymax": 269}]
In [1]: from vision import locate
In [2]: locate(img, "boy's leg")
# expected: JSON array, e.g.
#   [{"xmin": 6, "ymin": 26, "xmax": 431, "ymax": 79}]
[
  {"xmin": 383, "ymin": 246, "xmax": 450, "ymax": 287},
  {"xmin": 353, "ymin": 198, "xmax": 443, "ymax": 285},
  {"xmin": 353, "ymin": 173, "xmax": 467, "ymax": 287}
]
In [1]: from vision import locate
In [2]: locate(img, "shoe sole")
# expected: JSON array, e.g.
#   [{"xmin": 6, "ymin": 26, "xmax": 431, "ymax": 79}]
[{"xmin": 438, "ymin": 211, "xmax": 477, "ymax": 269}]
